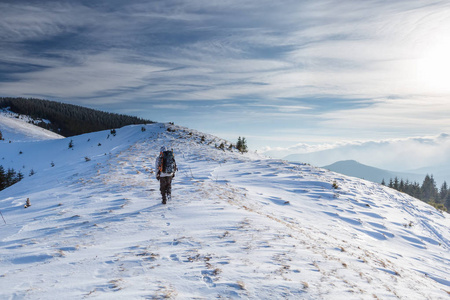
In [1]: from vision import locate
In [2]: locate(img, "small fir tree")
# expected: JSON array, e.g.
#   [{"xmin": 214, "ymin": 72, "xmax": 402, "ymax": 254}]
[{"xmin": 236, "ymin": 137, "xmax": 248, "ymax": 153}]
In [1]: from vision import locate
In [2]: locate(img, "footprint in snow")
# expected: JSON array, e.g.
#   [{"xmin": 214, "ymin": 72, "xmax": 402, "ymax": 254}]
[
  {"xmin": 269, "ymin": 197, "xmax": 290, "ymax": 206},
  {"xmin": 201, "ymin": 271, "xmax": 216, "ymax": 288}
]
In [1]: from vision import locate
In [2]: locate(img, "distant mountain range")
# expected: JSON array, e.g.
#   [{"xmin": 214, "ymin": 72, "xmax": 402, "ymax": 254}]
[
  {"xmin": 322, "ymin": 160, "xmax": 426, "ymax": 185},
  {"xmin": 281, "ymin": 135, "xmax": 450, "ymax": 186}
]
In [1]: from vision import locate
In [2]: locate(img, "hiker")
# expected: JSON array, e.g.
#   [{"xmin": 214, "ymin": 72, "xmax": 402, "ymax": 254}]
[{"xmin": 155, "ymin": 146, "xmax": 177, "ymax": 204}]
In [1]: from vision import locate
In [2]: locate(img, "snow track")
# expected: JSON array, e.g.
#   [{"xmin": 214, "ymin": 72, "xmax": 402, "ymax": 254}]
[{"xmin": 0, "ymin": 123, "xmax": 449, "ymax": 299}]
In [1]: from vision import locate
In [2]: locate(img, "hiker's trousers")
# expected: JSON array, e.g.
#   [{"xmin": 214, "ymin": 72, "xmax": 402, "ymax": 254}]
[{"xmin": 160, "ymin": 176, "xmax": 172, "ymax": 202}]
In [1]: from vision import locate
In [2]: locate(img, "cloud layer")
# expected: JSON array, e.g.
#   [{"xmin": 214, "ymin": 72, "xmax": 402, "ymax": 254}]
[
  {"xmin": 267, "ymin": 134, "xmax": 450, "ymax": 174},
  {"xmin": 1, "ymin": 0, "xmax": 450, "ymax": 150}
]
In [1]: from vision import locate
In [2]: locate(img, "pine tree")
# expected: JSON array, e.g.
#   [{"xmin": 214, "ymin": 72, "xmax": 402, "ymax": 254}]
[
  {"xmin": 445, "ymin": 192, "xmax": 450, "ymax": 211},
  {"xmin": 393, "ymin": 177, "xmax": 399, "ymax": 190},
  {"xmin": 412, "ymin": 182, "xmax": 421, "ymax": 199},
  {"xmin": 241, "ymin": 137, "xmax": 248, "ymax": 153},
  {"xmin": 236, "ymin": 136, "xmax": 248, "ymax": 153},
  {"xmin": 404, "ymin": 180, "xmax": 410, "ymax": 194},
  {"xmin": 399, "ymin": 179, "xmax": 405, "ymax": 192},
  {"xmin": 421, "ymin": 174, "xmax": 438, "ymax": 203},
  {"xmin": 0, "ymin": 166, "xmax": 5, "ymax": 190},
  {"xmin": 15, "ymin": 171, "xmax": 24, "ymax": 184},
  {"xmin": 439, "ymin": 181, "xmax": 448, "ymax": 204},
  {"xmin": 5, "ymin": 168, "xmax": 16, "ymax": 187}
]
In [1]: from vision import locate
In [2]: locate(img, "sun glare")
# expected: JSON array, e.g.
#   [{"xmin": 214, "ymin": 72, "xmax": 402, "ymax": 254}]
[{"xmin": 416, "ymin": 39, "xmax": 450, "ymax": 94}]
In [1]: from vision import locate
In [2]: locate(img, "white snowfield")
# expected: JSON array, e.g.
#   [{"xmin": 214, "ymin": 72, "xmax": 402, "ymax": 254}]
[
  {"xmin": 0, "ymin": 110, "xmax": 64, "ymax": 142},
  {"xmin": 0, "ymin": 123, "xmax": 449, "ymax": 299}
]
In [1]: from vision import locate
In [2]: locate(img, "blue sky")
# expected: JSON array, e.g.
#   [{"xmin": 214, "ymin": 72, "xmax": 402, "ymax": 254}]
[{"xmin": 2, "ymin": 0, "xmax": 450, "ymax": 154}]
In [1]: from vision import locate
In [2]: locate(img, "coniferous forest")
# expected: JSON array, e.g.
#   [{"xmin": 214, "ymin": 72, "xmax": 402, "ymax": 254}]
[
  {"xmin": 0, "ymin": 166, "xmax": 23, "ymax": 192},
  {"xmin": 382, "ymin": 175, "xmax": 450, "ymax": 212},
  {"xmin": 0, "ymin": 97, "xmax": 153, "ymax": 137}
]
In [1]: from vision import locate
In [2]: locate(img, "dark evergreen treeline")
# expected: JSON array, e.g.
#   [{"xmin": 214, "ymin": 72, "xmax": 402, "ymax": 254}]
[
  {"xmin": 382, "ymin": 175, "xmax": 450, "ymax": 212},
  {"xmin": 0, "ymin": 166, "xmax": 23, "ymax": 191},
  {"xmin": 0, "ymin": 97, "xmax": 153, "ymax": 137}
]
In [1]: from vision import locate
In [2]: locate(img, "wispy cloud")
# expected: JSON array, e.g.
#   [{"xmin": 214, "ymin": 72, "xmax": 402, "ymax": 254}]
[{"xmin": 1, "ymin": 0, "xmax": 450, "ymax": 151}]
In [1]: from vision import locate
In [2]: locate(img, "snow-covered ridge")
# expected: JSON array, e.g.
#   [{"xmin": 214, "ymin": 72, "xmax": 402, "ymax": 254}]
[
  {"xmin": 0, "ymin": 123, "xmax": 449, "ymax": 299},
  {"xmin": 0, "ymin": 108, "xmax": 64, "ymax": 142}
]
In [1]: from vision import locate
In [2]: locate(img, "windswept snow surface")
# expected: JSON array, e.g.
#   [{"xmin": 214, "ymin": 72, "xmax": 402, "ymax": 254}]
[
  {"xmin": 0, "ymin": 109, "xmax": 64, "ymax": 142},
  {"xmin": 0, "ymin": 123, "xmax": 449, "ymax": 299}
]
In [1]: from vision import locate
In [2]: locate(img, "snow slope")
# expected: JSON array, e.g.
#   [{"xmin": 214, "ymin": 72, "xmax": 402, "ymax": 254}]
[
  {"xmin": 0, "ymin": 109, "xmax": 64, "ymax": 142},
  {"xmin": 0, "ymin": 123, "xmax": 449, "ymax": 299}
]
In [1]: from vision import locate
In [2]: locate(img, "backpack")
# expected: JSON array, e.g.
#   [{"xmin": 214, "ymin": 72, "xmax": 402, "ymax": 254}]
[{"xmin": 160, "ymin": 150, "xmax": 175, "ymax": 173}]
